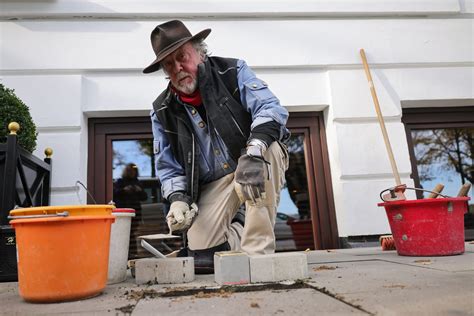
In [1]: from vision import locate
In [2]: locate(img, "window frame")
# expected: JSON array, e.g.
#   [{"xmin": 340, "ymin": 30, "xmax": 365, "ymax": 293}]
[{"xmin": 401, "ymin": 105, "xmax": 474, "ymax": 199}]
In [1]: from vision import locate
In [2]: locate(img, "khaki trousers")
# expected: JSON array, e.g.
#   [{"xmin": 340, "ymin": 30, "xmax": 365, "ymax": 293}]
[{"xmin": 186, "ymin": 142, "xmax": 289, "ymax": 255}]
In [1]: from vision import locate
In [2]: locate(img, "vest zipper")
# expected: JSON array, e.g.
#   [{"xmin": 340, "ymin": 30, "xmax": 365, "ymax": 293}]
[
  {"xmin": 175, "ymin": 115, "xmax": 196, "ymax": 201},
  {"xmin": 190, "ymin": 133, "xmax": 195, "ymax": 199}
]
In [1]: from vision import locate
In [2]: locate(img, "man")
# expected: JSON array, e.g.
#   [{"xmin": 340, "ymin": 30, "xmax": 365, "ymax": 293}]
[{"xmin": 144, "ymin": 20, "xmax": 289, "ymax": 273}]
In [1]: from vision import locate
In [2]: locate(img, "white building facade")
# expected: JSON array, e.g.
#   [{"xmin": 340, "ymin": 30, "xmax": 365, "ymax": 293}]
[{"xmin": 1, "ymin": 0, "xmax": 473, "ymax": 247}]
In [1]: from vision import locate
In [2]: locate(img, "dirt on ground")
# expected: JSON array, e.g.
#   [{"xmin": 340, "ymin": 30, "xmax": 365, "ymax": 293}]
[{"xmin": 313, "ymin": 265, "xmax": 337, "ymax": 271}]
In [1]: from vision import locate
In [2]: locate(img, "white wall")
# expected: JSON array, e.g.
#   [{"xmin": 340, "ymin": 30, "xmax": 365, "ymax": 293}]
[{"xmin": 1, "ymin": 0, "xmax": 473, "ymax": 236}]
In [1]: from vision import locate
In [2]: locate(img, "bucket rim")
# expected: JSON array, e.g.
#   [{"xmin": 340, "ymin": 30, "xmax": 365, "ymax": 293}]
[
  {"xmin": 112, "ymin": 213, "xmax": 136, "ymax": 217},
  {"xmin": 378, "ymin": 196, "xmax": 470, "ymax": 207},
  {"xmin": 10, "ymin": 215, "xmax": 115, "ymax": 225},
  {"xmin": 112, "ymin": 208, "xmax": 136, "ymax": 214},
  {"xmin": 9, "ymin": 205, "xmax": 115, "ymax": 217}
]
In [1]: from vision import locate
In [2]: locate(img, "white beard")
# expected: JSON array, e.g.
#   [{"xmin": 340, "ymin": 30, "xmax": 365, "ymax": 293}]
[{"xmin": 174, "ymin": 72, "xmax": 198, "ymax": 95}]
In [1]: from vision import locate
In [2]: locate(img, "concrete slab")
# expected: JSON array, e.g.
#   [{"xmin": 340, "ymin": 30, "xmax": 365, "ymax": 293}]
[
  {"xmin": 375, "ymin": 252, "xmax": 474, "ymax": 272},
  {"xmin": 328, "ymin": 247, "xmax": 386, "ymax": 256},
  {"xmin": 1, "ymin": 245, "xmax": 472, "ymax": 315},
  {"xmin": 0, "ymin": 277, "xmax": 146, "ymax": 315},
  {"xmin": 306, "ymin": 259, "xmax": 474, "ymax": 315},
  {"xmin": 132, "ymin": 288, "xmax": 366, "ymax": 315},
  {"xmin": 306, "ymin": 250, "xmax": 380, "ymax": 264},
  {"xmin": 308, "ymin": 247, "xmax": 474, "ymax": 272}
]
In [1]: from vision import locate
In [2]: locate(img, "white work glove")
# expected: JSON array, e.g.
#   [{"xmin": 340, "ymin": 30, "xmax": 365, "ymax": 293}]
[{"xmin": 166, "ymin": 201, "xmax": 198, "ymax": 233}]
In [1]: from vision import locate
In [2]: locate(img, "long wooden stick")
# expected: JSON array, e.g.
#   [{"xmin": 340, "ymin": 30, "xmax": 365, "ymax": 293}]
[{"xmin": 360, "ymin": 49, "xmax": 402, "ymax": 186}]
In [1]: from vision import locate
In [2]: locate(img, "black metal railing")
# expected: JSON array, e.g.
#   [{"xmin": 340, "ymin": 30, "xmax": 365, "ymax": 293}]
[
  {"xmin": 0, "ymin": 122, "xmax": 52, "ymax": 282},
  {"xmin": 0, "ymin": 127, "xmax": 52, "ymax": 224}
]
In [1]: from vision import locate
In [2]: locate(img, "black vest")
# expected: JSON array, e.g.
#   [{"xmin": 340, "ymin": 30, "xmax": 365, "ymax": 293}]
[{"xmin": 153, "ymin": 56, "xmax": 252, "ymax": 201}]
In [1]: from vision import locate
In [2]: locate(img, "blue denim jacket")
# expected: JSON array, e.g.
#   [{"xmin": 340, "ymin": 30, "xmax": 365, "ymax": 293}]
[{"xmin": 151, "ymin": 59, "xmax": 289, "ymax": 199}]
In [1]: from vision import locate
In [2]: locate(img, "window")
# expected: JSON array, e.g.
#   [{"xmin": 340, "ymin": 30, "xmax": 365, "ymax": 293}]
[{"xmin": 402, "ymin": 105, "xmax": 474, "ymax": 239}]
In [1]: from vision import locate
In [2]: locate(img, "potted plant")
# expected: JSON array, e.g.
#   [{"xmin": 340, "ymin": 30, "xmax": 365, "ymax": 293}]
[{"xmin": 0, "ymin": 83, "xmax": 53, "ymax": 282}]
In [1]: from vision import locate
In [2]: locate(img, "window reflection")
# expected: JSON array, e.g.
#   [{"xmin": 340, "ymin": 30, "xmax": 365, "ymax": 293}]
[
  {"xmin": 277, "ymin": 134, "xmax": 314, "ymax": 251},
  {"xmin": 113, "ymin": 163, "xmax": 147, "ymax": 213},
  {"xmin": 112, "ymin": 139, "xmax": 181, "ymax": 259},
  {"xmin": 411, "ymin": 128, "xmax": 473, "ymax": 199},
  {"xmin": 112, "ymin": 135, "xmax": 316, "ymax": 256},
  {"xmin": 410, "ymin": 127, "xmax": 473, "ymax": 238}
]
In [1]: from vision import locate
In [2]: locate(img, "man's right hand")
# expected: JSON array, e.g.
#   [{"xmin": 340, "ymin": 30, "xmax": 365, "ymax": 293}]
[{"xmin": 166, "ymin": 201, "xmax": 198, "ymax": 233}]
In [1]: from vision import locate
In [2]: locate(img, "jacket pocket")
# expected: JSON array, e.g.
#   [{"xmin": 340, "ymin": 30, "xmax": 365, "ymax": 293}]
[
  {"xmin": 153, "ymin": 140, "xmax": 160, "ymax": 155},
  {"xmin": 243, "ymin": 79, "xmax": 274, "ymax": 102}
]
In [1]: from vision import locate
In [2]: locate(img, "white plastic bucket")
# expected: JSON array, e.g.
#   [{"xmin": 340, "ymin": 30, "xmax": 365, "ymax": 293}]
[{"xmin": 107, "ymin": 208, "xmax": 135, "ymax": 284}]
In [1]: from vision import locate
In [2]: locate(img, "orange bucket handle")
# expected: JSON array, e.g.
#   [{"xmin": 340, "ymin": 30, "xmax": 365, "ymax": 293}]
[{"xmin": 8, "ymin": 211, "xmax": 69, "ymax": 220}]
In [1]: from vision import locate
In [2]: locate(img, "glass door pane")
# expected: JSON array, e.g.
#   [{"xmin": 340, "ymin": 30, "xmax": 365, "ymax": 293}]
[
  {"xmin": 410, "ymin": 127, "xmax": 474, "ymax": 237},
  {"xmin": 112, "ymin": 139, "xmax": 182, "ymax": 259},
  {"xmin": 276, "ymin": 133, "xmax": 314, "ymax": 251}
]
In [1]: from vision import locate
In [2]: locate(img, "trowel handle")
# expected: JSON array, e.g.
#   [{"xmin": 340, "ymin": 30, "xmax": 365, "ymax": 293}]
[
  {"xmin": 457, "ymin": 183, "xmax": 472, "ymax": 197},
  {"xmin": 427, "ymin": 183, "xmax": 445, "ymax": 198}
]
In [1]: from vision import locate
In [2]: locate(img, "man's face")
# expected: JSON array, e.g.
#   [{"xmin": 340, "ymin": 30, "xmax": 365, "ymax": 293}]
[{"xmin": 161, "ymin": 42, "xmax": 203, "ymax": 95}]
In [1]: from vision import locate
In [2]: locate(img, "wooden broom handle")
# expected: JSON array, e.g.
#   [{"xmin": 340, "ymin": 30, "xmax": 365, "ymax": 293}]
[{"xmin": 360, "ymin": 49, "xmax": 402, "ymax": 186}]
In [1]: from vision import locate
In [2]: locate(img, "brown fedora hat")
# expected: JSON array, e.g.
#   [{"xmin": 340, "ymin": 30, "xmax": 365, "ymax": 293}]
[{"xmin": 143, "ymin": 20, "xmax": 211, "ymax": 74}]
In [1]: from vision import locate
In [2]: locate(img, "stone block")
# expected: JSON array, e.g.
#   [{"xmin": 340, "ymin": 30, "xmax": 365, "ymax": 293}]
[
  {"xmin": 135, "ymin": 257, "xmax": 194, "ymax": 284},
  {"xmin": 214, "ymin": 251, "xmax": 250, "ymax": 285},
  {"xmin": 249, "ymin": 252, "xmax": 308, "ymax": 283}
]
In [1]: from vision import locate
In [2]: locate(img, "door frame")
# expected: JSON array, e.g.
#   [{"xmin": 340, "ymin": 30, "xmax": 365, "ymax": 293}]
[
  {"xmin": 88, "ymin": 112, "xmax": 339, "ymax": 249},
  {"xmin": 87, "ymin": 117, "xmax": 151, "ymax": 204},
  {"xmin": 287, "ymin": 112, "xmax": 339, "ymax": 249}
]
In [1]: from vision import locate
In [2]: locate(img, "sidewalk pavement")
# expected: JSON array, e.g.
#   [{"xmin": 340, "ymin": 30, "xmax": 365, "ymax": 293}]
[{"xmin": 1, "ymin": 243, "xmax": 473, "ymax": 316}]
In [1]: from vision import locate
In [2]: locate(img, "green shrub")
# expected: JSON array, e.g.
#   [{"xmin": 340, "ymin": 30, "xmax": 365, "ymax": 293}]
[{"xmin": 0, "ymin": 83, "xmax": 37, "ymax": 153}]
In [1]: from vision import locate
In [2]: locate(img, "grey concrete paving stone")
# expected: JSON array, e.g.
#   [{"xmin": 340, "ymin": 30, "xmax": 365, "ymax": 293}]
[
  {"xmin": 0, "ymin": 278, "xmax": 146, "ymax": 315},
  {"xmin": 1, "ymin": 245, "xmax": 473, "ymax": 315},
  {"xmin": 249, "ymin": 252, "xmax": 308, "ymax": 283},
  {"xmin": 214, "ymin": 251, "xmax": 250, "ymax": 285},
  {"xmin": 132, "ymin": 288, "xmax": 366, "ymax": 315},
  {"xmin": 374, "ymin": 252, "xmax": 474, "ymax": 272},
  {"xmin": 307, "ymin": 259, "xmax": 474, "ymax": 315},
  {"xmin": 306, "ymin": 250, "xmax": 377, "ymax": 264},
  {"xmin": 135, "ymin": 257, "xmax": 194, "ymax": 284},
  {"xmin": 309, "ymin": 247, "xmax": 474, "ymax": 272},
  {"xmin": 464, "ymin": 241, "xmax": 474, "ymax": 253},
  {"xmin": 329, "ymin": 247, "xmax": 387, "ymax": 256}
]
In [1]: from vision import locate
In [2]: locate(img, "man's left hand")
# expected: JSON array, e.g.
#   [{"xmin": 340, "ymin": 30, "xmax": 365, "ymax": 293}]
[{"xmin": 234, "ymin": 140, "xmax": 270, "ymax": 204}]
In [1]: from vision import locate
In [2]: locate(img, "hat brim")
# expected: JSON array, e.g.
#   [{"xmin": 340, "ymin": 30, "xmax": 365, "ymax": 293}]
[{"xmin": 143, "ymin": 28, "xmax": 211, "ymax": 74}]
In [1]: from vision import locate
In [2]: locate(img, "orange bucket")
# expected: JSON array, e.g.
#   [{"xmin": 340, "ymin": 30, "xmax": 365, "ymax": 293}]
[{"xmin": 9, "ymin": 206, "xmax": 115, "ymax": 303}]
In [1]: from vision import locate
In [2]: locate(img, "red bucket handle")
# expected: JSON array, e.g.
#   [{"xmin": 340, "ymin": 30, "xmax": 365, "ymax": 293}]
[{"xmin": 379, "ymin": 186, "xmax": 451, "ymax": 202}]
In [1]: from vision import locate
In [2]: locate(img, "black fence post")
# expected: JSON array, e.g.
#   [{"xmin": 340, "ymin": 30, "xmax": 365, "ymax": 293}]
[
  {"xmin": 1, "ymin": 123, "xmax": 19, "ymax": 226},
  {"xmin": 42, "ymin": 148, "xmax": 53, "ymax": 206}
]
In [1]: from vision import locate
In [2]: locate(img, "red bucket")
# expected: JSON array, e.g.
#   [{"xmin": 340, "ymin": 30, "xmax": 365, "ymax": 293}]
[{"xmin": 378, "ymin": 197, "xmax": 470, "ymax": 256}]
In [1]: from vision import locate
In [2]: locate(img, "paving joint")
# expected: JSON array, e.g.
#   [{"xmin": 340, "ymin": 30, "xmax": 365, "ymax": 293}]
[
  {"xmin": 375, "ymin": 258, "xmax": 469, "ymax": 272},
  {"xmin": 312, "ymin": 257, "xmax": 474, "ymax": 273},
  {"xmin": 304, "ymin": 283, "xmax": 374, "ymax": 315},
  {"xmin": 115, "ymin": 279, "xmax": 375, "ymax": 315}
]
